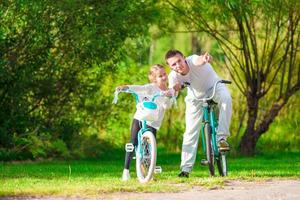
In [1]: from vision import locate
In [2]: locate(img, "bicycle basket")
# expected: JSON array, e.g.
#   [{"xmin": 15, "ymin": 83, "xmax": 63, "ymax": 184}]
[{"xmin": 137, "ymin": 101, "xmax": 160, "ymax": 121}]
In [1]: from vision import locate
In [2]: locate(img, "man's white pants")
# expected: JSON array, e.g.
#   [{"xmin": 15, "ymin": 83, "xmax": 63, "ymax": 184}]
[{"xmin": 180, "ymin": 84, "xmax": 232, "ymax": 173}]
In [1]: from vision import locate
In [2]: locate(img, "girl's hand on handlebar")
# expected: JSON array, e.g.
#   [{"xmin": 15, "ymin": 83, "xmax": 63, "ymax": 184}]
[{"xmin": 116, "ymin": 85, "xmax": 129, "ymax": 92}]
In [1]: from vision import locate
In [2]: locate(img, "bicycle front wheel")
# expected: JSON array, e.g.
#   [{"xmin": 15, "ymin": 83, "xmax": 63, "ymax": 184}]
[
  {"xmin": 136, "ymin": 131, "xmax": 157, "ymax": 183},
  {"xmin": 216, "ymin": 152, "xmax": 227, "ymax": 176},
  {"xmin": 204, "ymin": 123, "xmax": 215, "ymax": 176}
]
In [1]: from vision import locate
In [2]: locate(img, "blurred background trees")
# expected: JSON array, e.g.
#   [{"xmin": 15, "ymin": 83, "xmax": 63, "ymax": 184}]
[
  {"xmin": 0, "ymin": 0, "xmax": 299, "ymax": 160},
  {"xmin": 163, "ymin": 0, "xmax": 300, "ymax": 155},
  {"xmin": 0, "ymin": 0, "xmax": 159, "ymax": 160}
]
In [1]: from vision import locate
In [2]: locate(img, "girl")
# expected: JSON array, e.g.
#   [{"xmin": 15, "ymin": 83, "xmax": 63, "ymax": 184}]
[{"xmin": 117, "ymin": 64, "xmax": 174, "ymax": 181}]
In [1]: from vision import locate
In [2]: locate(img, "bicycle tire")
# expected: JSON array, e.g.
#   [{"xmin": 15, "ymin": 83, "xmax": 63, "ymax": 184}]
[
  {"xmin": 204, "ymin": 123, "xmax": 215, "ymax": 176},
  {"xmin": 136, "ymin": 131, "xmax": 157, "ymax": 183},
  {"xmin": 216, "ymin": 152, "xmax": 227, "ymax": 176}
]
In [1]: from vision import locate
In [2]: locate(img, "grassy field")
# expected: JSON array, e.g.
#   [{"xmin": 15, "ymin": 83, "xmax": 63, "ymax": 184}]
[{"xmin": 1, "ymin": 150, "xmax": 300, "ymax": 197}]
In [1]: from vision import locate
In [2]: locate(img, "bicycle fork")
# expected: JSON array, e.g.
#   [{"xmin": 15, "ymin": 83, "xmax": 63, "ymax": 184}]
[
  {"xmin": 209, "ymin": 107, "xmax": 219, "ymax": 155},
  {"xmin": 125, "ymin": 129, "xmax": 162, "ymax": 174},
  {"xmin": 200, "ymin": 103, "xmax": 219, "ymax": 165},
  {"xmin": 200, "ymin": 103, "xmax": 210, "ymax": 165}
]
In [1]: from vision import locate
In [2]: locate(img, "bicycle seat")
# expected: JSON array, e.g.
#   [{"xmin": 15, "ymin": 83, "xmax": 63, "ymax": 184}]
[{"xmin": 207, "ymin": 99, "xmax": 217, "ymax": 105}]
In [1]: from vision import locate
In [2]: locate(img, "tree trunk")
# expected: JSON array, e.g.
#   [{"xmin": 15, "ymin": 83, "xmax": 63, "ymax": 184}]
[
  {"xmin": 239, "ymin": 94, "xmax": 259, "ymax": 156},
  {"xmin": 240, "ymin": 96, "xmax": 289, "ymax": 156},
  {"xmin": 191, "ymin": 33, "xmax": 201, "ymax": 54},
  {"xmin": 240, "ymin": 129, "xmax": 259, "ymax": 156}
]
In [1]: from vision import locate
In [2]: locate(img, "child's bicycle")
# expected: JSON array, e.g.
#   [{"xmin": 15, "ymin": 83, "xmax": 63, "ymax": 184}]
[
  {"xmin": 183, "ymin": 79, "xmax": 231, "ymax": 176},
  {"xmin": 113, "ymin": 88, "xmax": 169, "ymax": 183}
]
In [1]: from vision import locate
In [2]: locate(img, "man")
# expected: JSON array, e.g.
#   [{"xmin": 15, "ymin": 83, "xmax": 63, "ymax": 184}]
[{"xmin": 166, "ymin": 49, "xmax": 232, "ymax": 178}]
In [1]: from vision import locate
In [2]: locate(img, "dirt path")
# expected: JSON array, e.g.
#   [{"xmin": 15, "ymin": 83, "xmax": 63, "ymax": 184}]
[
  {"xmin": 3, "ymin": 179, "xmax": 300, "ymax": 200},
  {"xmin": 110, "ymin": 179, "xmax": 300, "ymax": 200}
]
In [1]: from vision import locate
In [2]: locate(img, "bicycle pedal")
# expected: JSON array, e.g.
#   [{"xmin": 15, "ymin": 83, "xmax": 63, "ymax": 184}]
[
  {"xmin": 219, "ymin": 148, "xmax": 230, "ymax": 152},
  {"xmin": 125, "ymin": 143, "xmax": 134, "ymax": 152},
  {"xmin": 201, "ymin": 159, "xmax": 208, "ymax": 166},
  {"xmin": 154, "ymin": 166, "xmax": 162, "ymax": 174}
]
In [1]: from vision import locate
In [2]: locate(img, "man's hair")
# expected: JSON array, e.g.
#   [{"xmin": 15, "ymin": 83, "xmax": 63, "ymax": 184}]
[
  {"xmin": 165, "ymin": 49, "xmax": 184, "ymax": 61},
  {"xmin": 148, "ymin": 64, "xmax": 165, "ymax": 83}
]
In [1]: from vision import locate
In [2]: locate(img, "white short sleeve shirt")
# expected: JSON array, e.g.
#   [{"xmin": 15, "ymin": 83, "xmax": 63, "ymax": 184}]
[{"xmin": 168, "ymin": 55, "xmax": 220, "ymax": 99}]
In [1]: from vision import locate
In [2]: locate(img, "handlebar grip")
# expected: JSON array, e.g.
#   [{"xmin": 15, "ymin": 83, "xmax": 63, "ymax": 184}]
[
  {"xmin": 181, "ymin": 82, "xmax": 190, "ymax": 89},
  {"xmin": 220, "ymin": 80, "xmax": 232, "ymax": 84}
]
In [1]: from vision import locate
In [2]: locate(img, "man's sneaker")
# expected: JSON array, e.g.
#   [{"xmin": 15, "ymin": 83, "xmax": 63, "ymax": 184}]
[
  {"xmin": 121, "ymin": 169, "xmax": 130, "ymax": 181},
  {"xmin": 178, "ymin": 171, "xmax": 189, "ymax": 178},
  {"xmin": 218, "ymin": 139, "xmax": 230, "ymax": 151}
]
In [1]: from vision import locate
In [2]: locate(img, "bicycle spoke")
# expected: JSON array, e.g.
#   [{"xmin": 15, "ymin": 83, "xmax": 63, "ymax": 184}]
[
  {"xmin": 140, "ymin": 137, "xmax": 153, "ymax": 176},
  {"xmin": 136, "ymin": 131, "xmax": 157, "ymax": 183}
]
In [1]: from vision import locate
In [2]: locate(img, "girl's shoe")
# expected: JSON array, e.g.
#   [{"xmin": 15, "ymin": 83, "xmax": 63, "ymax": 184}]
[{"xmin": 122, "ymin": 169, "xmax": 130, "ymax": 181}]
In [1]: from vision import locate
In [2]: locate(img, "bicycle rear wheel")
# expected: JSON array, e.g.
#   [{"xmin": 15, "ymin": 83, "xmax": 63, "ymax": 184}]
[
  {"xmin": 216, "ymin": 152, "xmax": 227, "ymax": 176},
  {"xmin": 204, "ymin": 123, "xmax": 215, "ymax": 176},
  {"xmin": 136, "ymin": 131, "xmax": 157, "ymax": 183}
]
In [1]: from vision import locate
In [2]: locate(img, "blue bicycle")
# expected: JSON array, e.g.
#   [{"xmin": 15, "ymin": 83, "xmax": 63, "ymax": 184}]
[
  {"xmin": 113, "ymin": 88, "xmax": 166, "ymax": 183},
  {"xmin": 183, "ymin": 80, "xmax": 231, "ymax": 176}
]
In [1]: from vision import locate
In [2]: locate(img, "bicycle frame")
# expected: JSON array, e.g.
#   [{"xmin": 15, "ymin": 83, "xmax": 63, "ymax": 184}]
[
  {"xmin": 113, "ymin": 88, "xmax": 169, "ymax": 182},
  {"xmin": 183, "ymin": 79, "xmax": 231, "ymax": 176},
  {"xmin": 184, "ymin": 80, "xmax": 228, "ymax": 157},
  {"xmin": 123, "ymin": 90, "xmax": 160, "ymax": 153}
]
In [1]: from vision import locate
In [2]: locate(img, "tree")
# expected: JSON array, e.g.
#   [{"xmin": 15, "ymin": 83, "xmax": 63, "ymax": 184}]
[
  {"xmin": 0, "ymin": 0, "xmax": 159, "ymax": 159},
  {"xmin": 164, "ymin": 0, "xmax": 300, "ymax": 155}
]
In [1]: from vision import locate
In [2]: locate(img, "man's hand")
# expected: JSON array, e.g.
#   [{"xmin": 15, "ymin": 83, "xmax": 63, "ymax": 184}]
[
  {"xmin": 173, "ymin": 82, "xmax": 182, "ymax": 92},
  {"xmin": 162, "ymin": 88, "xmax": 175, "ymax": 97},
  {"xmin": 202, "ymin": 52, "xmax": 212, "ymax": 63},
  {"xmin": 196, "ymin": 52, "xmax": 212, "ymax": 66}
]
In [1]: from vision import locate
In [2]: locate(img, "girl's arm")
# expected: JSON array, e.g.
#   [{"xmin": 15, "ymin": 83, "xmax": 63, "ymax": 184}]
[
  {"xmin": 127, "ymin": 84, "xmax": 152, "ymax": 95},
  {"xmin": 117, "ymin": 84, "xmax": 151, "ymax": 95},
  {"xmin": 161, "ymin": 88, "xmax": 176, "ymax": 109},
  {"xmin": 168, "ymin": 72, "xmax": 182, "ymax": 93}
]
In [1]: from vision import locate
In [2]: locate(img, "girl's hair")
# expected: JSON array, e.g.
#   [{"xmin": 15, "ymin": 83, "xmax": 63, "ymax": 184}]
[{"xmin": 148, "ymin": 64, "xmax": 165, "ymax": 83}]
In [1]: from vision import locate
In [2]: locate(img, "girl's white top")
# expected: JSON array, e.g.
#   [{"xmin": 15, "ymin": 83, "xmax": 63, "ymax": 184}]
[
  {"xmin": 128, "ymin": 83, "xmax": 172, "ymax": 130},
  {"xmin": 168, "ymin": 55, "xmax": 220, "ymax": 99}
]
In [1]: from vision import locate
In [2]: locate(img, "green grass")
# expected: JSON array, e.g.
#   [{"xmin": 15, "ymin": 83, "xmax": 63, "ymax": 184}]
[{"xmin": 1, "ymin": 151, "xmax": 300, "ymax": 197}]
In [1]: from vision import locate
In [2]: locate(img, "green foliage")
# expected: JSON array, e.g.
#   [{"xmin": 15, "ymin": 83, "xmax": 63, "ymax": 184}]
[
  {"xmin": 0, "ymin": 0, "xmax": 299, "ymax": 161},
  {"xmin": 0, "ymin": 0, "xmax": 160, "ymax": 160},
  {"xmin": 162, "ymin": 0, "xmax": 300, "ymax": 155},
  {"xmin": 106, "ymin": 62, "xmax": 150, "ymax": 146},
  {"xmin": 257, "ymin": 93, "xmax": 300, "ymax": 153}
]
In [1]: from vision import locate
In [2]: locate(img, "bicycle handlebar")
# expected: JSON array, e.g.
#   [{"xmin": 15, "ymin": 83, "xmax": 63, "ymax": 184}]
[
  {"xmin": 113, "ymin": 89, "xmax": 140, "ymax": 104},
  {"xmin": 113, "ymin": 88, "xmax": 175, "ymax": 104},
  {"xmin": 220, "ymin": 80, "xmax": 232, "ymax": 84},
  {"xmin": 182, "ymin": 80, "xmax": 231, "ymax": 102}
]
